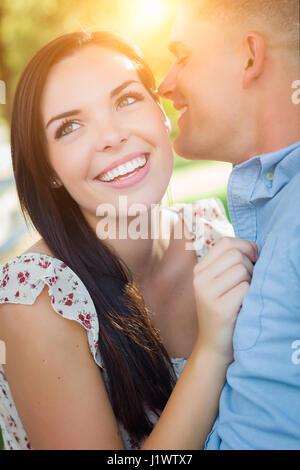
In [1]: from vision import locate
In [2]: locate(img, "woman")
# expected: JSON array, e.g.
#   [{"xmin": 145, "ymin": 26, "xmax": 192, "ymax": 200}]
[{"xmin": 0, "ymin": 31, "xmax": 257, "ymax": 450}]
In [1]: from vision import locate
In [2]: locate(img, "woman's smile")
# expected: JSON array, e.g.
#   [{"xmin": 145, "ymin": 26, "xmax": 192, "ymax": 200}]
[{"xmin": 93, "ymin": 152, "xmax": 151, "ymax": 189}]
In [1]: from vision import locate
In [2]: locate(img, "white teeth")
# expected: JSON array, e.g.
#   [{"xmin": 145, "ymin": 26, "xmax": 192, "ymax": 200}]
[
  {"xmin": 180, "ymin": 106, "xmax": 188, "ymax": 116},
  {"xmin": 127, "ymin": 162, "xmax": 135, "ymax": 172},
  {"xmin": 99, "ymin": 155, "xmax": 148, "ymax": 182},
  {"xmin": 119, "ymin": 165, "xmax": 127, "ymax": 176}
]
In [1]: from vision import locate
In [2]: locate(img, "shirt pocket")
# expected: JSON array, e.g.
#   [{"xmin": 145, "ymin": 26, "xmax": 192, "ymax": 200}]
[{"xmin": 233, "ymin": 234, "xmax": 278, "ymax": 351}]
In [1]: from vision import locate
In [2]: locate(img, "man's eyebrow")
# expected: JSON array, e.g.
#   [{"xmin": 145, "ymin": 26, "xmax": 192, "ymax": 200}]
[
  {"xmin": 45, "ymin": 80, "xmax": 140, "ymax": 129},
  {"xmin": 168, "ymin": 41, "xmax": 186, "ymax": 57}
]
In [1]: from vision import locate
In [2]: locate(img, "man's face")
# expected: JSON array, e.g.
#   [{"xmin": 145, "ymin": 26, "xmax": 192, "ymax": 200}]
[{"xmin": 159, "ymin": 2, "xmax": 248, "ymax": 163}]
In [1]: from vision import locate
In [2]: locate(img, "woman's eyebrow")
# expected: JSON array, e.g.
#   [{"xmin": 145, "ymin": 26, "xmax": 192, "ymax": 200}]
[
  {"xmin": 46, "ymin": 109, "xmax": 81, "ymax": 129},
  {"xmin": 45, "ymin": 80, "xmax": 140, "ymax": 130},
  {"xmin": 110, "ymin": 79, "xmax": 140, "ymax": 98}
]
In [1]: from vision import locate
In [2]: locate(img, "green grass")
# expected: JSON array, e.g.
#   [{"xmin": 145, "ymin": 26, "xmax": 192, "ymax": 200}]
[
  {"xmin": 173, "ymin": 154, "xmax": 217, "ymax": 172},
  {"xmin": 0, "ymin": 425, "xmax": 3, "ymax": 450}
]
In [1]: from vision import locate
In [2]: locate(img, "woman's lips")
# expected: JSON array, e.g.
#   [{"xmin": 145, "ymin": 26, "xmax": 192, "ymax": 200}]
[{"xmin": 94, "ymin": 153, "xmax": 151, "ymax": 190}]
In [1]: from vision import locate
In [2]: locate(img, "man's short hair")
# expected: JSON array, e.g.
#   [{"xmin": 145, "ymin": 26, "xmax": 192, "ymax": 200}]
[{"xmin": 194, "ymin": 0, "xmax": 299, "ymax": 50}]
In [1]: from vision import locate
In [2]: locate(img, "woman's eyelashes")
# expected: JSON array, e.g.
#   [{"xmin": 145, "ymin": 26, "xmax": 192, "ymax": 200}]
[
  {"xmin": 55, "ymin": 120, "xmax": 81, "ymax": 139},
  {"xmin": 54, "ymin": 90, "xmax": 145, "ymax": 140},
  {"xmin": 116, "ymin": 91, "xmax": 144, "ymax": 110}
]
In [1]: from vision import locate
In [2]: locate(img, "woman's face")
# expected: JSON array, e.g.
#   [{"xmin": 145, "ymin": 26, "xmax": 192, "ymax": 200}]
[{"xmin": 41, "ymin": 45, "xmax": 174, "ymax": 226}]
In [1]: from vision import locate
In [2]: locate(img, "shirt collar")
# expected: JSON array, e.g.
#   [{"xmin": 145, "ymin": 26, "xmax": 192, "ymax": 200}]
[
  {"xmin": 230, "ymin": 141, "xmax": 300, "ymax": 204},
  {"xmin": 234, "ymin": 141, "xmax": 300, "ymax": 173}
]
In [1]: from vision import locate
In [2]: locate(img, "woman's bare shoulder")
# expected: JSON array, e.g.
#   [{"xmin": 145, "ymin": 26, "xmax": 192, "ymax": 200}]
[{"xmin": 22, "ymin": 238, "xmax": 55, "ymax": 257}]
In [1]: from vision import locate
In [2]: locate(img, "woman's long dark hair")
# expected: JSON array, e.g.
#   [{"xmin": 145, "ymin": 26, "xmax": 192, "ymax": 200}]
[{"xmin": 10, "ymin": 30, "xmax": 177, "ymax": 441}]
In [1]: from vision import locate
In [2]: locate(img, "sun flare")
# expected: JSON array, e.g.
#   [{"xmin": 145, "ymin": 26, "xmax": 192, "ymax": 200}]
[{"xmin": 130, "ymin": 0, "xmax": 170, "ymax": 32}]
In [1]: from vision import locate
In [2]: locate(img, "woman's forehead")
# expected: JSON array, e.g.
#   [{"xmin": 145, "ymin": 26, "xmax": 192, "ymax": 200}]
[
  {"xmin": 47, "ymin": 45, "xmax": 138, "ymax": 87},
  {"xmin": 41, "ymin": 46, "xmax": 141, "ymax": 116}
]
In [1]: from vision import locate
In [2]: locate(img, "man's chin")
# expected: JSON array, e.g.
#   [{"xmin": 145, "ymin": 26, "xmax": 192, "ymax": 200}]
[{"xmin": 173, "ymin": 135, "xmax": 201, "ymax": 161}]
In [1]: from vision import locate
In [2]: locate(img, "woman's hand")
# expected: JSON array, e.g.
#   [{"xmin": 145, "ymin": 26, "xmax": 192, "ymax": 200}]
[{"xmin": 193, "ymin": 237, "xmax": 258, "ymax": 364}]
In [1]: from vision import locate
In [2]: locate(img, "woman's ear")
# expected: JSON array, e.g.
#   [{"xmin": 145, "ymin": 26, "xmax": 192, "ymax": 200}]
[{"xmin": 242, "ymin": 31, "xmax": 266, "ymax": 89}]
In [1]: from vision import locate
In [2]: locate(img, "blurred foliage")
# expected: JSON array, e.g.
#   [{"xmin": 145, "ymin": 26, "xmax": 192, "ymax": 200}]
[{"xmin": 0, "ymin": 0, "xmax": 178, "ymax": 123}]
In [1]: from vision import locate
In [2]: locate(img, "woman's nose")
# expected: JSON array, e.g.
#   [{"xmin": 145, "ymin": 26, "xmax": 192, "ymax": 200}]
[{"xmin": 96, "ymin": 123, "xmax": 129, "ymax": 153}]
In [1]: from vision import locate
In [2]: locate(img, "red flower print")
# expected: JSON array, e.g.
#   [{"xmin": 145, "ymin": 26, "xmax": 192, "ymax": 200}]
[
  {"xmin": 17, "ymin": 273, "xmax": 26, "ymax": 283},
  {"xmin": 38, "ymin": 261, "xmax": 51, "ymax": 269},
  {"xmin": 15, "ymin": 291, "xmax": 20, "ymax": 297},
  {"xmin": 129, "ymin": 439, "xmax": 140, "ymax": 450},
  {"xmin": 68, "ymin": 293, "xmax": 74, "ymax": 299},
  {"xmin": 1, "ymin": 273, "xmax": 9, "ymax": 288},
  {"xmin": 65, "ymin": 300, "xmax": 72, "ymax": 306},
  {"xmin": 78, "ymin": 312, "xmax": 92, "ymax": 329},
  {"xmin": 61, "ymin": 263, "xmax": 67, "ymax": 269},
  {"xmin": 8, "ymin": 415, "xmax": 17, "ymax": 428}
]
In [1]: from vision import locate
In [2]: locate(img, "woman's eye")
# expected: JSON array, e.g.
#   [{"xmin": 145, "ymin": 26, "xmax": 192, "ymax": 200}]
[
  {"xmin": 116, "ymin": 92, "xmax": 144, "ymax": 110},
  {"xmin": 117, "ymin": 96, "xmax": 137, "ymax": 109},
  {"xmin": 56, "ymin": 121, "xmax": 81, "ymax": 139}
]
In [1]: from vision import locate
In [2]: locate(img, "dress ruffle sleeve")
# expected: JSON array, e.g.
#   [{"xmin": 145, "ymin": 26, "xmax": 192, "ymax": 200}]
[{"xmin": 0, "ymin": 253, "xmax": 103, "ymax": 370}]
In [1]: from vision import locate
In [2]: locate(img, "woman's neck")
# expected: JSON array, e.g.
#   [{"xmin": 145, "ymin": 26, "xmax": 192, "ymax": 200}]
[{"xmin": 84, "ymin": 205, "xmax": 177, "ymax": 287}]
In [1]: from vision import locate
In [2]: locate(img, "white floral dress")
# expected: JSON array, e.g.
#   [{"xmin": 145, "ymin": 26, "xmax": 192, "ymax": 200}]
[{"xmin": 0, "ymin": 199, "xmax": 234, "ymax": 450}]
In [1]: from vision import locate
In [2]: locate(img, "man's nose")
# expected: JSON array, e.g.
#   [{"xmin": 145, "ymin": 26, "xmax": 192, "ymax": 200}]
[{"xmin": 158, "ymin": 65, "xmax": 177, "ymax": 100}]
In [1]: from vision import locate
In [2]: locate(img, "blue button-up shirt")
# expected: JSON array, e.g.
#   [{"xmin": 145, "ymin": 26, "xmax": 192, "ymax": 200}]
[{"xmin": 205, "ymin": 141, "xmax": 300, "ymax": 450}]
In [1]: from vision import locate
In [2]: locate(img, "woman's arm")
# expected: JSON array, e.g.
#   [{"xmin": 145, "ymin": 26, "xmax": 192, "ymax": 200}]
[
  {"xmin": 1, "ymin": 285, "xmax": 125, "ymax": 450},
  {"xmin": 0, "ymin": 238, "xmax": 256, "ymax": 450}
]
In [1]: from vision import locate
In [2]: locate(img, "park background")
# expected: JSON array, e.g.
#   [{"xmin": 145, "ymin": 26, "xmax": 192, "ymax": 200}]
[{"xmin": 0, "ymin": 0, "xmax": 232, "ymax": 449}]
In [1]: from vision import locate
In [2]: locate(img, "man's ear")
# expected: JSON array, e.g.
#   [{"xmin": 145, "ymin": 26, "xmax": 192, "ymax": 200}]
[{"xmin": 242, "ymin": 31, "xmax": 266, "ymax": 89}]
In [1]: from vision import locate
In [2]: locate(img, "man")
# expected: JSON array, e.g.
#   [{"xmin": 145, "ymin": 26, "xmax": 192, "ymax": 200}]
[{"xmin": 159, "ymin": 0, "xmax": 300, "ymax": 450}]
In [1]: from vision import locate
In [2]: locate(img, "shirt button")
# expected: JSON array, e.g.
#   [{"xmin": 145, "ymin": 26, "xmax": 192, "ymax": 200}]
[{"xmin": 266, "ymin": 172, "xmax": 274, "ymax": 181}]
